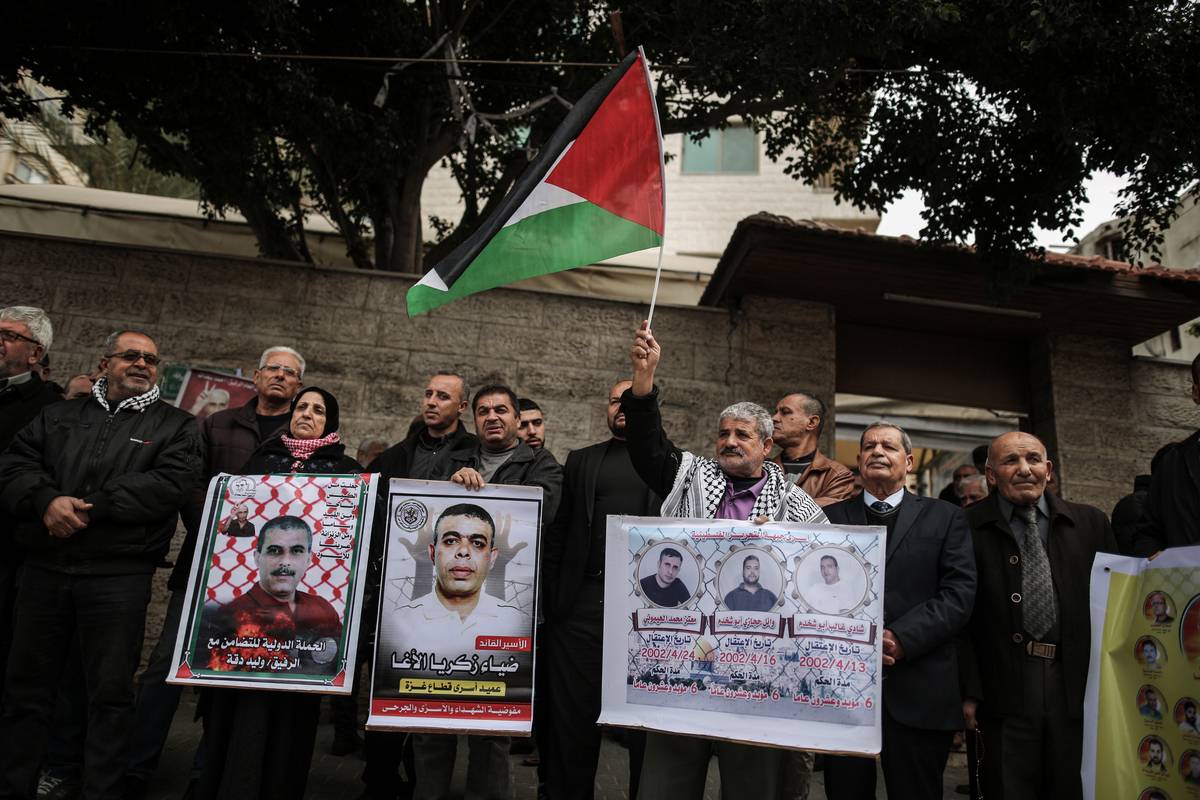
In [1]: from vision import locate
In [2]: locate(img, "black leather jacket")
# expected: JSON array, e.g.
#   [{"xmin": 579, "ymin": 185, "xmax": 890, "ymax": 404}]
[{"xmin": 0, "ymin": 396, "xmax": 201, "ymax": 574}]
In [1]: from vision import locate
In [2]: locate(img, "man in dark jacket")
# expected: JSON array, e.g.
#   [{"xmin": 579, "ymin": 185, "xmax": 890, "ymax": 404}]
[
  {"xmin": 961, "ymin": 432, "xmax": 1116, "ymax": 799},
  {"xmin": 0, "ymin": 329, "xmax": 201, "ymax": 800},
  {"xmin": 407, "ymin": 383, "xmax": 561, "ymax": 800},
  {"xmin": 542, "ymin": 379, "xmax": 659, "ymax": 800},
  {"xmin": 822, "ymin": 422, "xmax": 976, "ymax": 800},
  {"xmin": 1134, "ymin": 352, "xmax": 1200, "ymax": 555},
  {"xmin": 124, "ymin": 344, "xmax": 305, "ymax": 793},
  {"xmin": 358, "ymin": 371, "xmax": 477, "ymax": 797},
  {"xmin": 0, "ymin": 306, "xmax": 61, "ymax": 687}
]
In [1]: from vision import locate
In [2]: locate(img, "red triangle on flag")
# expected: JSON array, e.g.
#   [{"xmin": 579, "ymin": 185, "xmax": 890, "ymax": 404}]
[
  {"xmin": 331, "ymin": 669, "xmax": 346, "ymax": 687},
  {"xmin": 175, "ymin": 660, "xmax": 195, "ymax": 680},
  {"xmin": 545, "ymin": 57, "xmax": 663, "ymax": 235}
]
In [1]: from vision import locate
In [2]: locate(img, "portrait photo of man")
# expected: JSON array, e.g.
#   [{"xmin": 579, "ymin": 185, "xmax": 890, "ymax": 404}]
[
  {"xmin": 1183, "ymin": 751, "xmax": 1200, "ymax": 784},
  {"xmin": 1147, "ymin": 591, "xmax": 1175, "ymax": 625},
  {"xmin": 1143, "ymin": 737, "xmax": 1170, "ymax": 775},
  {"xmin": 722, "ymin": 553, "xmax": 779, "ymax": 612},
  {"xmin": 217, "ymin": 504, "xmax": 256, "ymax": 537},
  {"xmin": 205, "ymin": 515, "xmax": 343, "ymax": 673},
  {"xmin": 1139, "ymin": 686, "xmax": 1163, "ymax": 720},
  {"xmin": 1180, "ymin": 700, "xmax": 1200, "ymax": 735},
  {"xmin": 385, "ymin": 503, "xmax": 524, "ymax": 661},
  {"xmin": 1138, "ymin": 638, "xmax": 1164, "ymax": 670},
  {"xmin": 802, "ymin": 553, "xmax": 856, "ymax": 615},
  {"xmin": 639, "ymin": 546, "xmax": 692, "ymax": 608}
]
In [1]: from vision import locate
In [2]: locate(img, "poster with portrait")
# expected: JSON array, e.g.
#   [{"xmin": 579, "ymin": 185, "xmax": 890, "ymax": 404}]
[
  {"xmin": 167, "ymin": 472, "xmax": 377, "ymax": 693},
  {"xmin": 173, "ymin": 368, "xmax": 257, "ymax": 421},
  {"xmin": 366, "ymin": 479, "xmax": 542, "ymax": 735},
  {"xmin": 1083, "ymin": 546, "xmax": 1200, "ymax": 799},
  {"xmin": 598, "ymin": 516, "xmax": 886, "ymax": 754}
]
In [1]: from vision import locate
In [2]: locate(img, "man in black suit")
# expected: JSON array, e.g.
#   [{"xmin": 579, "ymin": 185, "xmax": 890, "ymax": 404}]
[
  {"xmin": 960, "ymin": 431, "xmax": 1116, "ymax": 799},
  {"xmin": 1134, "ymin": 352, "xmax": 1200, "ymax": 555},
  {"xmin": 542, "ymin": 378, "xmax": 659, "ymax": 800},
  {"xmin": 823, "ymin": 421, "xmax": 976, "ymax": 800}
]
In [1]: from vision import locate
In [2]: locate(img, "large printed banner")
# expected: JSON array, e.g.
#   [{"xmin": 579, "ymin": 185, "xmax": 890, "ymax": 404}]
[
  {"xmin": 168, "ymin": 472, "xmax": 377, "ymax": 693},
  {"xmin": 599, "ymin": 516, "xmax": 886, "ymax": 754},
  {"xmin": 1084, "ymin": 546, "xmax": 1200, "ymax": 799},
  {"xmin": 367, "ymin": 479, "xmax": 542, "ymax": 735}
]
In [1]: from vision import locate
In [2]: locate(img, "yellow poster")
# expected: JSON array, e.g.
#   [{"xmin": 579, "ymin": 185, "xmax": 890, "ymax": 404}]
[{"xmin": 1084, "ymin": 547, "xmax": 1200, "ymax": 800}]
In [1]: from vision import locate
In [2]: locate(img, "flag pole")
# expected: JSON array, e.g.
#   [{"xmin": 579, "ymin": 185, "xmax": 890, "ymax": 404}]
[{"xmin": 639, "ymin": 46, "xmax": 667, "ymax": 329}]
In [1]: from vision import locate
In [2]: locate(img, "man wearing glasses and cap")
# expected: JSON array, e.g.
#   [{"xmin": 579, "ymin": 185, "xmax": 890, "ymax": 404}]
[{"xmin": 0, "ymin": 329, "xmax": 201, "ymax": 800}]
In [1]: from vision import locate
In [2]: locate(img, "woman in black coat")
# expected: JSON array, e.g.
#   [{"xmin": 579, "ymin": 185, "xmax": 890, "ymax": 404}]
[{"xmin": 196, "ymin": 388, "xmax": 361, "ymax": 800}]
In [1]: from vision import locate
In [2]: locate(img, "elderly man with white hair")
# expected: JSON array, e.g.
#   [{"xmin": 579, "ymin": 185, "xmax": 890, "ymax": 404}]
[
  {"xmin": 0, "ymin": 306, "xmax": 61, "ymax": 699},
  {"xmin": 621, "ymin": 320, "xmax": 826, "ymax": 800}
]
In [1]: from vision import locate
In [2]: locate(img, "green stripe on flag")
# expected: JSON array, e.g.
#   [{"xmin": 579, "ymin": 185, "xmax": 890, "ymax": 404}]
[{"xmin": 407, "ymin": 200, "xmax": 662, "ymax": 316}]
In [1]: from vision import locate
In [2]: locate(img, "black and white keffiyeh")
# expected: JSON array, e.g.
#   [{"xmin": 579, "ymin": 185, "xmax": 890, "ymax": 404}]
[
  {"xmin": 91, "ymin": 377, "xmax": 160, "ymax": 414},
  {"xmin": 660, "ymin": 452, "xmax": 827, "ymax": 523}
]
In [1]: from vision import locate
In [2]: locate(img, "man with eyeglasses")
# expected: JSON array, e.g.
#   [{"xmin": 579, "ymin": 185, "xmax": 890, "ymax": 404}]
[
  {"xmin": 0, "ymin": 329, "xmax": 201, "ymax": 800},
  {"xmin": 0, "ymin": 306, "xmax": 62, "ymax": 701},
  {"xmin": 122, "ymin": 345, "xmax": 306, "ymax": 796}
]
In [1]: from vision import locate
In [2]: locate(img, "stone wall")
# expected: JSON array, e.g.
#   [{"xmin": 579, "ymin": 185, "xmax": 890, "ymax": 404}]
[
  {"xmin": 0, "ymin": 231, "xmax": 837, "ymax": 460},
  {"xmin": 2, "ymin": 230, "xmax": 840, "ymax": 663},
  {"xmin": 1034, "ymin": 334, "xmax": 1198, "ymax": 513}
]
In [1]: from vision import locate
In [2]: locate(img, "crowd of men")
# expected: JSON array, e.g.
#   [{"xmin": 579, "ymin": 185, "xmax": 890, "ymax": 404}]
[{"xmin": 0, "ymin": 303, "xmax": 1197, "ymax": 800}]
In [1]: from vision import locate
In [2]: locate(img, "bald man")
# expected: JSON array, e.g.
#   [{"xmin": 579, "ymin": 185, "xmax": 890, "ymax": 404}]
[{"xmin": 959, "ymin": 432, "xmax": 1116, "ymax": 799}]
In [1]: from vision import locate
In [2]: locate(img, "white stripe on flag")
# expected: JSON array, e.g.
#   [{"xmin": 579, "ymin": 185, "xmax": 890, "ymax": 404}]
[{"xmin": 415, "ymin": 268, "xmax": 450, "ymax": 292}]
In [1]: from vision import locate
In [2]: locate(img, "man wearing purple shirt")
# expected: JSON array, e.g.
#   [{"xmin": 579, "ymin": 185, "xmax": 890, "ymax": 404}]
[{"xmin": 620, "ymin": 321, "xmax": 828, "ymax": 800}]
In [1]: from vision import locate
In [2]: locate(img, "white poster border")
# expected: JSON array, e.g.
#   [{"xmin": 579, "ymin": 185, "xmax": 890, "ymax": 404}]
[
  {"xmin": 599, "ymin": 515, "xmax": 885, "ymax": 755},
  {"xmin": 167, "ymin": 471, "xmax": 378, "ymax": 693}
]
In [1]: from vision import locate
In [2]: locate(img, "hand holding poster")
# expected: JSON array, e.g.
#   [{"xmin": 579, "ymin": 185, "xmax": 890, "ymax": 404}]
[
  {"xmin": 1084, "ymin": 546, "xmax": 1200, "ymax": 799},
  {"xmin": 599, "ymin": 516, "xmax": 886, "ymax": 754},
  {"xmin": 168, "ymin": 472, "xmax": 377, "ymax": 692},
  {"xmin": 367, "ymin": 479, "xmax": 542, "ymax": 735}
]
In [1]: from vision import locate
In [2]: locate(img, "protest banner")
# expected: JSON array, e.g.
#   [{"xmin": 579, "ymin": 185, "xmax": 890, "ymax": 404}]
[
  {"xmin": 1083, "ymin": 546, "xmax": 1200, "ymax": 799},
  {"xmin": 367, "ymin": 479, "xmax": 542, "ymax": 735},
  {"xmin": 168, "ymin": 472, "xmax": 377, "ymax": 693},
  {"xmin": 599, "ymin": 516, "xmax": 886, "ymax": 754},
  {"xmin": 174, "ymin": 368, "xmax": 256, "ymax": 420}
]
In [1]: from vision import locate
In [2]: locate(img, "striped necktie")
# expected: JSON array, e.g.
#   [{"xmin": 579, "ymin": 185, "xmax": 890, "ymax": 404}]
[{"xmin": 1018, "ymin": 505, "xmax": 1058, "ymax": 639}]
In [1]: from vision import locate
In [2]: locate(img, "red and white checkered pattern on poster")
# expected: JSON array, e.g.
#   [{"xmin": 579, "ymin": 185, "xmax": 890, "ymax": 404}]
[{"xmin": 204, "ymin": 474, "xmax": 365, "ymax": 616}]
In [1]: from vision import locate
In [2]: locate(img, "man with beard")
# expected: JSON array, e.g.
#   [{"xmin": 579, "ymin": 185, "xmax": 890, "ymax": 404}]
[
  {"xmin": 517, "ymin": 398, "xmax": 548, "ymax": 451},
  {"xmin": 1145, "ymin": 739, "xmax": 1169, "ymax": 774},
  {"xmin": 723, "ymin": 554, "xmax": 777, "ymax": 612},
  {"xmin": 541, "ymin": 378, "xmax": 659, "ymax": 799},
  {"xmin": 206, "ymin": 515, "xmax": 342, "ymax": 673},
  {"xmin": 1181, "ymin": 701, "xmax": 1200, "ymax": 735}
]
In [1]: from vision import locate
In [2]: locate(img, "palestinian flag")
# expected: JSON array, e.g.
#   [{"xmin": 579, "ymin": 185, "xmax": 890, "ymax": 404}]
[{"xmin": 407, "ymin": 48, "xmax": 665, "ymax": 316}]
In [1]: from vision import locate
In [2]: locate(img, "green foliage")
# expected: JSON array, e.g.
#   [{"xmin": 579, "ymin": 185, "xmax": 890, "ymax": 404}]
[
  {"xmin": 3, "ymin": 1, "xmax": 1198, "ymax": 275},
  {"xmin": 26, "ymin": 108, "xmax": 199, "ymax": 199}
]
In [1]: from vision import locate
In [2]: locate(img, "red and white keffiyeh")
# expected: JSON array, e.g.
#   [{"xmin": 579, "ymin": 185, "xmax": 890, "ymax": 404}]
[{"xmin": 280, "ymin": 432, "xmax": 340, "ymax": 471}]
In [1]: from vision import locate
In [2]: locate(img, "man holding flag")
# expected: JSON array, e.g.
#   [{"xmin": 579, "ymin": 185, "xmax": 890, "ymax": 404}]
[{"xmin": 622, "ymin": 321, "xmax": 828, "ymax": 798}]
